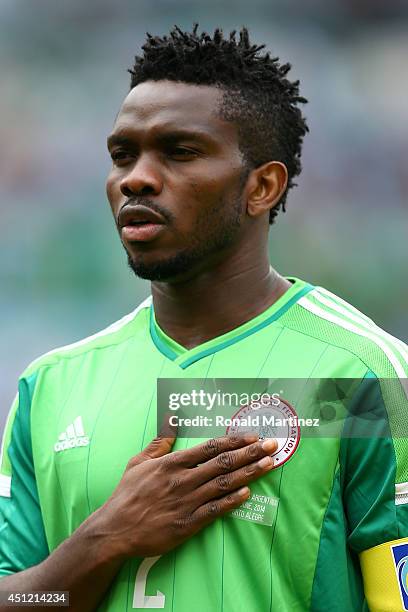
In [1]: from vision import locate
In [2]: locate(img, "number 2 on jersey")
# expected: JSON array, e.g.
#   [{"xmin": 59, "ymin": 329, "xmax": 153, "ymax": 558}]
[{"xmin": 132, "ymin": 556, "xmax": 165, "ymax": 609}]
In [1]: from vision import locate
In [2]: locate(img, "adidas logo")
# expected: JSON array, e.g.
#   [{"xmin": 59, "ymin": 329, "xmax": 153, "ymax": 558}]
[{"xmin": 54, "ymin": 416, "xmax": 90, "ymax": 453}]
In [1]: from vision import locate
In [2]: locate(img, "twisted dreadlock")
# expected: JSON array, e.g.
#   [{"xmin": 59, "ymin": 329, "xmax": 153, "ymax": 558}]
[{"xmin": 128, "ymin": 25, "xmax": 308, "ymax": 223}]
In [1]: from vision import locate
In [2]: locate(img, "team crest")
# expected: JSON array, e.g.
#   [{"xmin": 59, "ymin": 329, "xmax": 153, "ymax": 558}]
[{"xmin": 227, "ymin": 395, "xmax": 300, "ymax": 468}]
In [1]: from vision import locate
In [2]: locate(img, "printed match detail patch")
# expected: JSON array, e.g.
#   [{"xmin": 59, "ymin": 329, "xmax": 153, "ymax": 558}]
[{"xmin": 230, "ymin": 493, "xmax": 279, "ymax": 527}]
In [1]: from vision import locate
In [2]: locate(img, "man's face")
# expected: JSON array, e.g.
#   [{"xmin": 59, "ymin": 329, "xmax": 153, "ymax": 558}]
[{"xmin": 106, "ymin": 80, "xmax": 249, "ymax": 282}]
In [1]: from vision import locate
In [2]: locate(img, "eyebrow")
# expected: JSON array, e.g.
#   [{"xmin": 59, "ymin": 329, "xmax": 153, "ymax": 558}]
[
  {"xmin": 107, "ymin": 128, "xmax": 214, "ymax": 150},
  {"xmin": 107, "ymin": 135, "xmax": 134, "ymax": 150}
]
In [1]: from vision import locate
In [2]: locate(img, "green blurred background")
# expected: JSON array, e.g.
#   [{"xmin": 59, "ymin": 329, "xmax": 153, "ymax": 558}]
[{"xmin": 1, "ymin": 0, "xmax": 407, "ymax": 428}]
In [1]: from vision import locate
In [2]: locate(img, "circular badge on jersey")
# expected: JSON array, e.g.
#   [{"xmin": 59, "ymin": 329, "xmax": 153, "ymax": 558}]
[{"xmin": 226, "ymin": 395, "xmax": 300, "ymax": 469}]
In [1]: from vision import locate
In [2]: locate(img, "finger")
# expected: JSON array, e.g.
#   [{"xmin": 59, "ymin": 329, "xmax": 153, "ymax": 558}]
[
  {"xmin": 190, "ymin": 438, "xmax": 277, "ymax": 486},
  {"xmin": 192, "ymin": 486, "xmax": 251, "ymax": 527},
  {"xmin": 172, "ymin": 434, "xmax": 260, "ymax": 468},
  {"xmin": 128, "ymin": 437, "xmax": 176, "ymax": 468},
  {"xmin": 129, "ymin": 415, "xmax": 177, "ymax": 467},
  {"xmin": 193, "ymin": 454, "xmax": 274, "ymax": 506},
  {"xmin": 157, "ymin": 411, "xmax": 178, "ymax": 440}
]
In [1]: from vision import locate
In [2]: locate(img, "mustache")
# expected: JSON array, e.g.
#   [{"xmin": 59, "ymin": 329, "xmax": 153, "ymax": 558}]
[{"xmin": 118, "ymin": 197, "xmax": 174, "ymax": 224}]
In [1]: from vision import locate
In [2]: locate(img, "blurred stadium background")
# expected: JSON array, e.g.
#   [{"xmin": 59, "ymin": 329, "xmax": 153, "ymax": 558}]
[{"xmin": 1, "ymin": 0, "xmax": 407, "ymax": 428}]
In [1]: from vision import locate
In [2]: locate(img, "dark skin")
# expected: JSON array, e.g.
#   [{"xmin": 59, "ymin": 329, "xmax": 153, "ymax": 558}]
[
  {"xmin": 0, "ymin": 80, "xmax": 285, "ymax": 611},
  {"xmin": 0, "ymin": 434, "xmax": 277, "ymax": 611},
  {"xmin": 106, "ymin": 80, "xmax": 290, "ymax": 348}
]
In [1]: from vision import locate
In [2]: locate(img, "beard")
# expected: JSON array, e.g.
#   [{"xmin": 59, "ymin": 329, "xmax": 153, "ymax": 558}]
[{"xmin": 125, "ymin": 190, "xmax": 244, "ymax": 282}]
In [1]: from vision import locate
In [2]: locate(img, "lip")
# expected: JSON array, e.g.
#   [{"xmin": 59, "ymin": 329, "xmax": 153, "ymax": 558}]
[
  {"xmin": 118, "ymin": 205, "xmax": 165, "ymax": 228},
  {"xmin": 118, "ymin": 205, "xmax": 166, "ymax": 243},
  {"xmin": 121, "ymin": 223, "xmax": 165, "ymax": 242}
]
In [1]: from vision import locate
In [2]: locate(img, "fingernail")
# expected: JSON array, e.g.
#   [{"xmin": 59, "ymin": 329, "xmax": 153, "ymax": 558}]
[
  {"xmin": 238, "ymin": 487, "xmax": 250, "ymax": 497},
  {"xmin": 258, "ymin": 456, "xmax": 273, "ymax": 468},
  {"xmin": 262, "ymin": 438, "xmax": 276, "ymax": 453}
]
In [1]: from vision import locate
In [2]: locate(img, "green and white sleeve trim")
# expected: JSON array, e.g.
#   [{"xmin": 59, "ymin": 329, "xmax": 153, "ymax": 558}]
[
  {"xmin": 298, "ymin": 290, "xmax": 408, "ymax": 384},
  {"xmin": 396, "ymin": 482, "xmax": 408, "ymax": 506},
  {"xmin": 0, "ymin": 475, "xmax": 11, "ymax": 498}
]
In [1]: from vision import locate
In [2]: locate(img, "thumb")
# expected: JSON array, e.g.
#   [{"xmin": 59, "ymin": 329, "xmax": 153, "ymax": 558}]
[
  {"xmin": 139, "ymin": 435, "xmax": 176, "ymax": 461},
  {"xmin": 133, "ymin": 414, "xmax": 177, "ymax": 464}
]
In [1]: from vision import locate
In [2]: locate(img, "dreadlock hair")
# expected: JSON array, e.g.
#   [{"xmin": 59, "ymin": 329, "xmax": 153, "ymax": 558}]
[{"xmin": 128, "ymin": 25, "xmax": 308, "ymax": 224}]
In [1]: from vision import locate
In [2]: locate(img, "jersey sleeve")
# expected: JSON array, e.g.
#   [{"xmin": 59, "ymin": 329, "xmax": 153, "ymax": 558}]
[
  {"xmin": 340, "ymin": 373, "xmax": 408, "ymax": 611},
  {"xmin": 0, "ymin": 376, "xmax": 49, "ymax": 576}
]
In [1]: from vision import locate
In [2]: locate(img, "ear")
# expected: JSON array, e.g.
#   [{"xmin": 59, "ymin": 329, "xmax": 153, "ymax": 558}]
[{"xmin": 246, "ymin": 162, "xmax": 288, "ymax": 218}]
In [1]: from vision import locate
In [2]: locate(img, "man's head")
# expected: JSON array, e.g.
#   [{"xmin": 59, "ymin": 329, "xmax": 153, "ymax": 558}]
[{"xmin": 106, "ymin": 26, "xmax": 308, "ymax": 282}]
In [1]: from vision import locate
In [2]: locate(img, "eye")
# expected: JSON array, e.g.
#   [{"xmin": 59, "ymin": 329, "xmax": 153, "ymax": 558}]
[
  {"xmin": 168, "ymin": 147, "xmax": 199, "ymax": 160},
  {"xmin": 110, "ymin": 150, "xmax": 133, "ymax": 165}
]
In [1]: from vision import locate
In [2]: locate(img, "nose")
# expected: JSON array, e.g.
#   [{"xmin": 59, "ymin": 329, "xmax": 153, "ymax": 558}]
[{"xmin": 119, "ymin": 154, "xmax": 163, "ymax": 198}]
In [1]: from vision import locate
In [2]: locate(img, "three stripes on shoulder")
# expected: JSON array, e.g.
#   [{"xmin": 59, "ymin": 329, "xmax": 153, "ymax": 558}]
[{"xmin": 299, "ymin": 286, "xmax": 408, "ymax": 384}]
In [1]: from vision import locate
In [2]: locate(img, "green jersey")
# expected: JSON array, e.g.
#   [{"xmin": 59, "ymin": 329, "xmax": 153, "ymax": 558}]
[{"xmin": 1, "ymin": 277, "xmax": 408, "ymax": 611}]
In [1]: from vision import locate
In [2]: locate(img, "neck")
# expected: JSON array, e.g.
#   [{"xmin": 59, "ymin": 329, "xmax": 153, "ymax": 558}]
[{"xmin": 151, "ymin": 250, "xmax": 291, "ymax": 349}]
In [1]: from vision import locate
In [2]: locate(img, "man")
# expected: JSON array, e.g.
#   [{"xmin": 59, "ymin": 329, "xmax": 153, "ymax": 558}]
[{"xmin": 0, "ymin": 25, "xmax": 407, "ymax": 611}]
